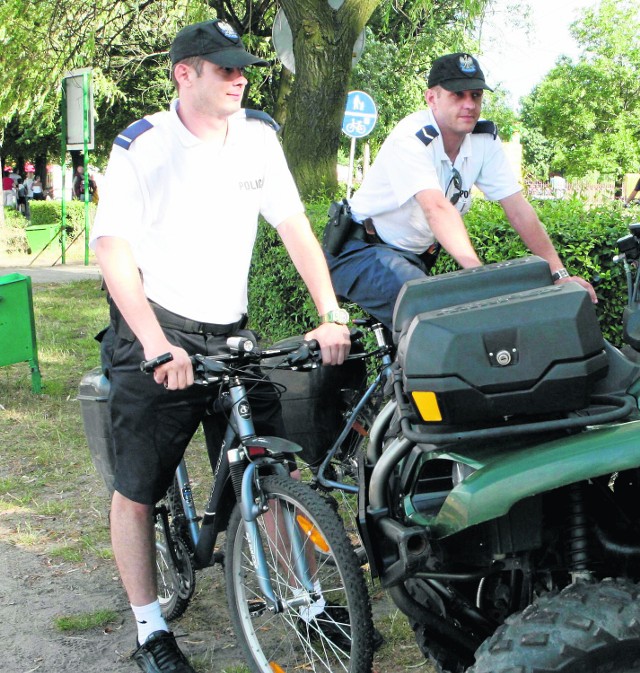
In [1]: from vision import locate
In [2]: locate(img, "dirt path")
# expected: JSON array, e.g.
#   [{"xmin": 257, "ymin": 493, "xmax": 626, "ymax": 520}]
[
  {"xmin": 0, "ymin": 540, "xmax": 269, "ymax": 673},
  {"xmin": 0, "ymin": 537, "xmax": 431, "ymax": 673}
]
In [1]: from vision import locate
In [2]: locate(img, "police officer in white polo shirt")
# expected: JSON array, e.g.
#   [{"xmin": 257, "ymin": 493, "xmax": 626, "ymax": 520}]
[
  {"xmin": 91, "ymin": 19, "xmax": 351, "ymax": 673},
  {"xmin": 326, "ymin": 53, "xmax": 596, "ymax": 330}
]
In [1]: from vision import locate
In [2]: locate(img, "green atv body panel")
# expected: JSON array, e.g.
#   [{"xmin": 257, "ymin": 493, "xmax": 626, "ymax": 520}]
[{"xmin": 407, "ymin": 418, "xmax": 640, "ymax": 538}]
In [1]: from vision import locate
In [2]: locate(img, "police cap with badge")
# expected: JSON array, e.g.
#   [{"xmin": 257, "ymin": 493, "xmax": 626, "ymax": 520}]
[
  {"xmin": 428, "ymin": 53, "xmax": 493, "ymax": 92},
  {"xmin": 170, "ymin": 19, "xmax": 269, "ymax": 68}
]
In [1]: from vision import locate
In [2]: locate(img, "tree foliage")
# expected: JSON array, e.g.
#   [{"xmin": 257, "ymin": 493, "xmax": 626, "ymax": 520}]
[
  {"xmin": 520, "ymin": 0, "xmax": 640, "ymax": 181},
  {"xmin": 1, "ymin": 0, "xmax": 493, "ymax": 198}
]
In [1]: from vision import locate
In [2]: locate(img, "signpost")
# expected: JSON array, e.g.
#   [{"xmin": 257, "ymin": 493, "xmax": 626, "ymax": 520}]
[
  {"xmin": 62, "ymin": 68, "xmax": 94, "ymax": 265},
  {"xmin": 342, "ymin": 91, "xmax": 377, "ymax": 197}
]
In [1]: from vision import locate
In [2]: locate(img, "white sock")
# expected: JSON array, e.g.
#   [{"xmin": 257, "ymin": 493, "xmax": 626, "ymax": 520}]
[
  {"xmin": 295, "ymin": 581, "xmax": 326, "ymax": 623},
  {"xmin": 131, "ymin": 600, "xmax": 168, "ymax": 645}
]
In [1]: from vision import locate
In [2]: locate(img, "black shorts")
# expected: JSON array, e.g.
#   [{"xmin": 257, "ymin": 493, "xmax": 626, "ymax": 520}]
[{"xmin": 107, "ymin": 325, "xmax": 284, "ymax": 505}]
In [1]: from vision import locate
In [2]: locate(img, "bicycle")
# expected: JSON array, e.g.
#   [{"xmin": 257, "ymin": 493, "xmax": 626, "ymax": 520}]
[
  {"xmin": 291, "ymin": 318, "xmax": 395, "ymax": 559},
  {"xmin": 145, "ymin": 335, "xmax": 375, "ymax": 673}
]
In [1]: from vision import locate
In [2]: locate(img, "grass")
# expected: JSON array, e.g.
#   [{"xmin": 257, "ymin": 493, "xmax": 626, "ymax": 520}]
[
  {"xmin": 0, "ymin": 278, "xmax": 111, "ymax": 562},
  {"xmin": 54, "ymin": 609, "xmax": 120, "ymax": 632}
]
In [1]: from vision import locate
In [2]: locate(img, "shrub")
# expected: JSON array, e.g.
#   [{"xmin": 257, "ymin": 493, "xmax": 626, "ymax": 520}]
[
  {"xmin": 1, "ymin": 206, "xmax": 29, "ymax": 253},
  {"xmin": 248, "ymin": 197, "xmax": 637, "ymax": 345},
  {"xmin": 29, "ymin": 200, "xmax": 96, "ymax": 238}
]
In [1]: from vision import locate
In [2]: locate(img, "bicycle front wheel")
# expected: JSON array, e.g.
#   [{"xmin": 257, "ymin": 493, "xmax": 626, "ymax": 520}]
[{"xmin": 225, "ymin": 475, "xmax": 374, "ymax": 673}]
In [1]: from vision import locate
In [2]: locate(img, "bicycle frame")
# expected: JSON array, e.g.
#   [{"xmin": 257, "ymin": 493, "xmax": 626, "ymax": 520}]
[
  {"xmin": 158, "ymin": 368, "xmax": 316, "ymax": 612},
  {"xmin": 315, "ymin": 321, "xmax": 395, "ymax": 494}
]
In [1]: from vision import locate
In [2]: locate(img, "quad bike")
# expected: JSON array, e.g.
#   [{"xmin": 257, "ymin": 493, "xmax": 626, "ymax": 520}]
[{"xmin": 353, "ymin": 225, "xmax": 640, "ymax": 672}]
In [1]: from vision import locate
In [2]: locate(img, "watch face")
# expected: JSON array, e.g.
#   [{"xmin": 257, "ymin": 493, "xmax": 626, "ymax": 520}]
[
  {"xmin": 333, "ymin": 309, "xmax": 349, "ymax": 324},
  {"xmin": 324, "ymin": 308, "xmax": 349, "ymax": 325}
]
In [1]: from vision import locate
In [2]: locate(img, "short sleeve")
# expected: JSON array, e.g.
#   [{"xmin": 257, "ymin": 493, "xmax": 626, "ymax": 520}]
[
  {"xmin": 258, "ymin": 131, "xmax": 304, "ymax": 227},
  {"xmin": 385, "ymin": 134, "xmax": 442, "ymax": 206}
]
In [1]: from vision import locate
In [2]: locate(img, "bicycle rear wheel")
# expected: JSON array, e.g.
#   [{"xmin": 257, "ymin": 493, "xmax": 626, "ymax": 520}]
[
  {"xmin": 155, "ymin": 479, "xmax": 195, "ymax": 621},
  {"xmin": 225, "ymin": 475, "xmax": 374, "ymax": 673}
]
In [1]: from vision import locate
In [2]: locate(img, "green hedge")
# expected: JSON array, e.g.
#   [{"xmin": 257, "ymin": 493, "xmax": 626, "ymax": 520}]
[
  {"xmin": 248, "ymin": 197, "xmax": 639, "ymax": 345},
  {"xmin": 29, "ymin": 200, "xmax": 96, "ymax": 237}
]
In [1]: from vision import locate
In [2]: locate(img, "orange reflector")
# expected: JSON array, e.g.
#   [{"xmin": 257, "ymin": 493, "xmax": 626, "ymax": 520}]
[
  {"xmin": 412, "ymin": 391, "xmax": 443, "ymax": 422},
  {"xmin": 296, "ymin": 514, "xmax": 330, "ymax": 553},
  {"xmin": 270, "ymin": 663, "xmax": 286, "ymax": 673}
]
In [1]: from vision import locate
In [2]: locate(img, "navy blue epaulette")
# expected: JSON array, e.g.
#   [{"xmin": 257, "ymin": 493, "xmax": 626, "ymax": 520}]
[
  {"xmin": 415, "ymin": 125, "xmax": 439, "ymax": 147},
  {"xmin": 113, "ymin": 118, "xmax": 154, "ymax": 150},
  {"xmin": 473, "ymin": 120, "xmax": 498, "ymax": 139},
  {"xmin": 245, "ymin": 109, "xmax": 280, "ymax": 133}
]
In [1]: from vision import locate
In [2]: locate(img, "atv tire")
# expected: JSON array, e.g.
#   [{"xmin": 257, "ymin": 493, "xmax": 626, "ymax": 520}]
[{"xmin": 470, "ymin": 578, "xmax": 640, "ymax": 673}]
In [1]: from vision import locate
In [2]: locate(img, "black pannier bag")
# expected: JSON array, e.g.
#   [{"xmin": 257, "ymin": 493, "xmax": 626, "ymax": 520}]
[
  {"xmin": 265, "ymin": 336, "xmax": 367, "ymax": 467},
  {"xmin": 396, "ymin": 270, "xmax": 608, "ymax": 426}
]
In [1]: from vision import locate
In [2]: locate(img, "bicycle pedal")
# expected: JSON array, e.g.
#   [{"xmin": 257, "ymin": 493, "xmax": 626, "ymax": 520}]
[{"xmin": 248, "ymin": 599, "xmax": 267, "ymax": 617}]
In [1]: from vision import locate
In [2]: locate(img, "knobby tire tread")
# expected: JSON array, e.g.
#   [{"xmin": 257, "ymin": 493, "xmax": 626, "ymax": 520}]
[{"xmin": 470, "ymin": 578, "xmax": 640, "ymax": 673}]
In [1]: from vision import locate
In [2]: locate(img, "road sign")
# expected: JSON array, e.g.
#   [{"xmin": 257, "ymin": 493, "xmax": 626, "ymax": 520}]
[{"xmin": 342, "ymin": 90, "xmax": 377, "ymax": 139}]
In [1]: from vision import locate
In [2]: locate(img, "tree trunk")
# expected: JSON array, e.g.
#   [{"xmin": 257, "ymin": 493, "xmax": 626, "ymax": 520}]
[{"xmin": 279, "ymin": 0, "xmax": 380, "ymax": 199}]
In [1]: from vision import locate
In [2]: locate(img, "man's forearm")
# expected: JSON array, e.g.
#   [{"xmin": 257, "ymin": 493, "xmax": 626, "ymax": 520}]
[{"xmin": 277, "ymin": 215, "xmax": 341, "ymax": 316}]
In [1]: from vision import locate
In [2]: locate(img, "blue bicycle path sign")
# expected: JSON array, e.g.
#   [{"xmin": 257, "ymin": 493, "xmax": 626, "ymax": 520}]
[{"xmin": 342, "ymin": 90, "xmax": 377, "ymax": 139}]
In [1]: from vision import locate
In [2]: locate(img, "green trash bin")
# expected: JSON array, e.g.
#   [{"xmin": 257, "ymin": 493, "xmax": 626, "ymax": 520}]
[
  {"xmin": 25, "ymin": 223, "xmax": 60, "ymax": 254},
  {"xmin": 0, "ymin": 273, "xmax": 42, "ymax": 392}
]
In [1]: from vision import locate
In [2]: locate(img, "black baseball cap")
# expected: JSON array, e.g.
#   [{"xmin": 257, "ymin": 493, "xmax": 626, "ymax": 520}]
[
  {"xmin": 170, "ymin": 19, "xmax": 268, "ymax": 68},
  {"xmin": 428, "ymin": 53, "xmax": 493, "ymax": 92}
]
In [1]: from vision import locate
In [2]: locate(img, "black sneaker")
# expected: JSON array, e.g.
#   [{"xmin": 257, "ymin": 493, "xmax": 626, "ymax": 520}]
[{"xmin": 132, "ymin": 630, "xmax": 196, "ymax": 673}]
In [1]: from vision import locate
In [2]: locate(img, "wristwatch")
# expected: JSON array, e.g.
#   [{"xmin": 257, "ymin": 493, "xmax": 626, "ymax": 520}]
[
  {"xmin": 320, "ymin": 308, "xmax": 350, "ymax": 325},
  {"xmin": 551, "ymin": 268, "xmax": 570, "ymax": 282}
]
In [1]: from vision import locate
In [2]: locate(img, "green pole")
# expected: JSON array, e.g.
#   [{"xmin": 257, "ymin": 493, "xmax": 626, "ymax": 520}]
[
  {"xmin": 60, "ymin": 80, "xmax": 68, "ymax": 265},
  {"xmin": 82, "ymin": 71, "xmax": 90, "ymax": 266}
]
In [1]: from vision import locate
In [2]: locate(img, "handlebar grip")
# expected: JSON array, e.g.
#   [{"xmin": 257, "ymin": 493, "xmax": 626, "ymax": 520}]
[
  {"xmin": 140, "ymin": 352, "xmax": 174, "ymax": 373},
  {"xmin": 287, "ymin": 339, "xmax": 320, "ymax": 366}
]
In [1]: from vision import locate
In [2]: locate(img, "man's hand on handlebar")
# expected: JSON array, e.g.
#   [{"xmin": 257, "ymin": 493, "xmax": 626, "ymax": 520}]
[
  {"xmin": 144, "ymin": 343, "xmax": 193, "ymax": 389},
  {"xmin": 305, "ymin": 322, "xmax": 351, "ymax": 366}
]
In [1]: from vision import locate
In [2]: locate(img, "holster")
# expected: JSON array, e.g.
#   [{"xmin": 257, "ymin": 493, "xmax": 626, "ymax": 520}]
[{"xmin": 322, "ymin": 199, "xmax": 354, "ymax": 256}]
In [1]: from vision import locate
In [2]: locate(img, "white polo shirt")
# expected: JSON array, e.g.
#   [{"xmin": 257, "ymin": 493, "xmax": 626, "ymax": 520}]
[
  {"xmin": 91, "ymin": 101, "xmax": 304, "ymax": 323},
  {"xmin": 349, "ymin": 109, "xmax": 520, "ymax": 254}
]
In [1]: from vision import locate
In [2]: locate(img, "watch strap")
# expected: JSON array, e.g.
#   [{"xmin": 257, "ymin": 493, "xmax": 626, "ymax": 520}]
[{"xmin": 551, "ymin": 268, "xmax": 570, "ymax": 282}]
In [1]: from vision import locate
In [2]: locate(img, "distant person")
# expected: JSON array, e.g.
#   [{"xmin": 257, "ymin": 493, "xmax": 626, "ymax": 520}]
[
  {"xmin": 16, "ymin": 178, "xmax": 28, "ymax": 216},
  {"xmin": 72, "ymin": 166, "xmax": 85, "ymax": 200},
  {"xmin": 550, "ymin": 172, "xmax": 567, "ymax": 199},
  {"xmin": 2, "ymin": 169, "xmax": 14, "ymax": 206},
  {"xmin": 325, "ymin": 52, "xmax": 597, "ymax": 330},
  {"xmin": 74, "ymin": 165, "xmax": 97, "ymax": 202},
  {"xmin": 31, "ymin": 176, "xmax": 45, "ymax": 200},
  {"xmin": 24, "ymin": 169, "xmax": 35, "ymax": 200}
]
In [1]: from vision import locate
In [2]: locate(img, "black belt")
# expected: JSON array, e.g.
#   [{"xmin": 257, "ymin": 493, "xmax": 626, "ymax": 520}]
[{"xmin": 149, "ymin": 301, "xmax": 246, "ymax": 336}]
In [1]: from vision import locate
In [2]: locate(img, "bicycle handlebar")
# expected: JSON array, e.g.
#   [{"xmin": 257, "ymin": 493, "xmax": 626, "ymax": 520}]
[{"xmin": 139, "ymin": 323, "xmax": 389, "ymax": 381}]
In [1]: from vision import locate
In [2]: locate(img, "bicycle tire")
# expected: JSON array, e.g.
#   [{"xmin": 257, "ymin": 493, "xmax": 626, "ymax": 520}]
[
  {"xmin": 155, "ymin": 480, "xmax": 196, "ymax": 621},
  {"xmin": 155, "ymin": 528, "xmax": 195, "ymax": 621},
  {"xmin": 225, "ymin": 475, "xmax": 374, "ymax": 673}
]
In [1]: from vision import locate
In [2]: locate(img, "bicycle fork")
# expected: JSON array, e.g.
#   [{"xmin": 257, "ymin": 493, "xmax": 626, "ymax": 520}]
[{"xmin": 227, "ymin": 379, "xmax": 316, "ymax": 614}]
